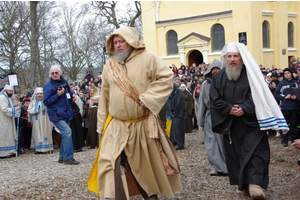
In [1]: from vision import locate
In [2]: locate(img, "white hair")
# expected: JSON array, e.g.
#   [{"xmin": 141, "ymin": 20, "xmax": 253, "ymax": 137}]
[{"xmin": 49, "ymin": 65, "xmax": 63, "ymax": 78}]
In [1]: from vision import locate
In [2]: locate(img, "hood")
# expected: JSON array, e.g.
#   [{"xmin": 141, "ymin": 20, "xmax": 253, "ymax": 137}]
[
  {"xmin": 169, "ymin": 83, "xmax": 178, "ymax": 99},
  {"xmin": 205, "ymin": 59, "xmax": 222, "ymax": 77},
  {"xmin": 105, "ymin": 26, "xmax": 145, "ymax": 57}
]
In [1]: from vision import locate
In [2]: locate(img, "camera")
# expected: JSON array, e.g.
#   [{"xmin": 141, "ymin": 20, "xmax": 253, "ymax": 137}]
[
  {"xmin": 290, "ymin": 83, "xmax": 297, "ymax": 88},
  {"xmin": 298, "ymin": 158, "xmax": 300, "ymax": 166},
  {"xmin": 57, "ymin": 83, "xmax": 67, "ymax": 91}
]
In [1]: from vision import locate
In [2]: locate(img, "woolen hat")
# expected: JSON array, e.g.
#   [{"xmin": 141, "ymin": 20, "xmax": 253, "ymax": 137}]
[{"xmin": 283, "ymin": 68, "xmax": 292, "ymax": 75}]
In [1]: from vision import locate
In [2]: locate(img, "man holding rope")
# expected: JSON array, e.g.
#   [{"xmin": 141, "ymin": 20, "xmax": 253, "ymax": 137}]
[{"xmin": 88, "ymin": 26, "xmax": 181, "ymax": 199}]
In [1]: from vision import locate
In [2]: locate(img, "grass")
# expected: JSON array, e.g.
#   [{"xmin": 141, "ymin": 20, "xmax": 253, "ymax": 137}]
[{"xmin": 274, "ymin": 157, "xmax": 287, "ymax": 162}]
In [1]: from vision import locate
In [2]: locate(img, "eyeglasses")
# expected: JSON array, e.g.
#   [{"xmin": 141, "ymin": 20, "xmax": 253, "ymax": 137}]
[{"xmin": 51, "ymin": 71, "xmax": 59, "ymax": 75}]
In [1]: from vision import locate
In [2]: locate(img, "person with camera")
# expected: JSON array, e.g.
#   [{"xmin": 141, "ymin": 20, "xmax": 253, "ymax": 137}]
[
  {"xmin": 43, "ymin": 65, "xmax": 79, "ymax": 165},
  {"xmin": 274, "ymin": 68, "xmax": 300, "ymax": 147}
]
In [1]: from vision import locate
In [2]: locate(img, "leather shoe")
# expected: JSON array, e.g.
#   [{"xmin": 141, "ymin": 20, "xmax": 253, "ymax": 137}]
[
  {"xmin": 145, "ymin": 195, "xmax": 158, "ymax": 200},
  {"xmin": 18, "ymin": 148, "xmax": 25, "ymax": 154},
  {"xmin": 63, "ymin": 158, "xmax": 80, "ymax": 165},
  {"xmin": 281, "ymin": 140, "xmax": 288, "ymax": 147}
]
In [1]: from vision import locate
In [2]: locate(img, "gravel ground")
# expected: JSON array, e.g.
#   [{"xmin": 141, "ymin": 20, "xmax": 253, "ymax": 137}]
[{"xmin": 1, "ymin": 129, "xmax": 300, "ymax": 200}]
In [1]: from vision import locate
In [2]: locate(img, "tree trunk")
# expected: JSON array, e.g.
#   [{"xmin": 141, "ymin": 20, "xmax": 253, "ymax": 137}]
[{"xmin": 30, "ymin": 1, "xmax": 39, "ymax": 87}]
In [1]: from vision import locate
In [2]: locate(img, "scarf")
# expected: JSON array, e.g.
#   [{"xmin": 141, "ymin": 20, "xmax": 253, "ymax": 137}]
[
  {"xmin": 106, "ymin": 58, "xmax": 181, "ymax": 175},
  {"xmin": 222, "ymin": 42, "xmax": 289, "ymax": 133}
]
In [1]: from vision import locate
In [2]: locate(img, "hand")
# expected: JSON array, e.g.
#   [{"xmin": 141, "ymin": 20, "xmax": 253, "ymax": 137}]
[
  {"xmin": 57, "ymin": 87, "xmax": 65, "ymax": 96},
  {"xmin": 291, "ymin": 139, "xmax": 300, "ymax": 149},
  {"xmin": 229, "ymin": 104, "xmax": 244, "ymax": 117},
  {"xmin": 285, "ymin": 94, "xmax": 291, "ymax": 99},
  {"xmin": 72, "ymin": 94, "xmax": 76, "ymax": 102},
  {"xmin": 139, "ymin": 100, "xmax": 147, "ymax": 108},
  {"xmin": 15, "ymin": 106, "xmax": 21, "ymax": 110},
  {"xmin": 291, "ymin": 94, "xmax": 297, "ymax": 100}
]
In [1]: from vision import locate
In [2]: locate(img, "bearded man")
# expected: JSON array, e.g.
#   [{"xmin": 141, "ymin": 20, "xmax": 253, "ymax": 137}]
[
  {"xmin": 88, "ymin": 26, "xmax": 181, "ymax": 200},
  {"xmin": 0, "ymin": 85, "xmax": 21, "ymax": 158},
  {"xmin": 28, "ymin": 87, "xmax": 53, "ymax": 154},
  {"xmin": 210, "ymin": 42, "xmax": 288, "ymax": 199}
]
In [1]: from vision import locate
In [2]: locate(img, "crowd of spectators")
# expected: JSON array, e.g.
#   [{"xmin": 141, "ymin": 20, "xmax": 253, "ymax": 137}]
[
  {"xmin": 169, "ymin": 56, "xmax": 300, "ymax": 146},
  {"xmin": 2, "ymin": 56, "xmax": 300, "ymax": 159},
  {"xmin": 0, "ymin": 70, "xmax": 102, "ymax": 158}
]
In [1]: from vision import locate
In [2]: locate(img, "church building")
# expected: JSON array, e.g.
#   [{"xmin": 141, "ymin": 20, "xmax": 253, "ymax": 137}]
[{"xmin": 141, "ymin": 1, "xmax": 300, "ymax": 69}]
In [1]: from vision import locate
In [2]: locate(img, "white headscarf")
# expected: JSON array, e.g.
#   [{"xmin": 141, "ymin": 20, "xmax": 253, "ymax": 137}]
[
  {"xmin": 221, "ymin": 42, "xmax": 289, "ymax": 133},
  {"xmin": 0, "ymin": 84, "xmax": 16, "ymax": 106},
  {"xmin": 180, "ymin": 84, "xmax": 192, "ymax": 95},
  {"xmin": 31, "ymin": 87, "xmax": 43, "ymax": 101}
]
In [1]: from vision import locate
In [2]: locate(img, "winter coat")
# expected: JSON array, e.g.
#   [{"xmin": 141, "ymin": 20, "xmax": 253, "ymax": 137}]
[{"xmin": 43, "ymin": 77, "xmax": 74, "ymax": 122}]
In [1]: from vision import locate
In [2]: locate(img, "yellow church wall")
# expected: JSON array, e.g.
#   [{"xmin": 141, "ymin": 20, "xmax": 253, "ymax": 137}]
[
  {"xmin": 141, "ymin": 1, "xmax": 300, "ymax": 68},
  {"xmin": 157, "ymin": 1, "xmax": 232, "ymax": 22},
  {"xmin": 141, "ymin": 1, "xmax": 159, "ymax": 54}
]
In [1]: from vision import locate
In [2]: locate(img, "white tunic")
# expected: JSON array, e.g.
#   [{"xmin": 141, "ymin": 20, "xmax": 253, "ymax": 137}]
[
  {"xmin": 0, "ymin": 93, "xmax": 17, "ymax": 157},
  {"xmin": 28, "ymin": 100, "xmax": 53, "ymax": 153}
]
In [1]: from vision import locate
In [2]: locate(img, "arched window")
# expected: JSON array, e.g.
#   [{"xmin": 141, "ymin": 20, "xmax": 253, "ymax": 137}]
[
  {"xmin": 262, "ymin": 21, "xmax": 270, "ymax": 48},
  {"xmin": 167, "ymin": 30, "xmax": 178, "ymax": 55},
  {"xmin": 211, "ymin": 24, "xmax": 225, "ymax": 51},
  {"xmin": 288, "ymin": 22, "xmax": 294, "ymax": 48}
]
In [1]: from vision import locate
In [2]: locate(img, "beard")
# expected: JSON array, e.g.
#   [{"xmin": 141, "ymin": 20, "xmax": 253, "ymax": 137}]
[
  {"xmin": 114, "ymin": 46, "xmax": 133, "ymax": 62},
  {"xmin": 225, "ymin": 62, "xmax": 244, "ymax": 81},
  {"xmin": 6, "ymin": 93, "xmax": 13, "ymax": 97}
]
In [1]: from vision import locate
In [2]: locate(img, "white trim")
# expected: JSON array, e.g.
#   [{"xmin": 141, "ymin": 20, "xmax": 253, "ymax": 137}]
[
  {"xmin": 288, "ymin": 48, "xmax": 297, "ymax": 52},
  {"xmin": 155, "ymin": 1, "xmax": 160, "ymax": 22},
  {"xmin": 156, "ymin": 12, "xmax": 232, "ymax": 27},
  {"xmin": 288, "ymin": 13, "xmax": 297, "ymax": 18},
  {"xmin": 179, "ymin": 47, "xmax": 185, "ymax": 64},
  {"xmin": 262, "ymin": 11, "xmax": 274, "ymax": 16},
  {"xmin": 202, "ymin": 46, "xmax": 208, "ymax": 64},
  {"xmin": 263, "ymin": 48, "xmax": 274, "ymax": 52},
  {"xmin": 178, "ymin": 43, "xmax": 206, "ymax": 48},
  {"xmin": 207, "ymin": 51, "xmax": 222, "ymax": 56},
  {"xmin": 162, "ymin": 55, "xmax": 181, "ymax": 59}
]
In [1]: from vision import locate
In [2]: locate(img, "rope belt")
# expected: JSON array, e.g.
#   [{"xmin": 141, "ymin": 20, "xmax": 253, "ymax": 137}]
[{"xmin": 123, "ymin": 115, "xmax": 147, "ymax": 123}]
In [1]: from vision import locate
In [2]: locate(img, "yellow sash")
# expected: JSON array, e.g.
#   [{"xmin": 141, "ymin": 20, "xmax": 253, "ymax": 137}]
[
  {"xmin": 165, "ymin": 117, "xmax": 172, "ymax": 138},
  {"xmin": 87, "ymin": 114, "xmax": 147, "ymax": 195}
]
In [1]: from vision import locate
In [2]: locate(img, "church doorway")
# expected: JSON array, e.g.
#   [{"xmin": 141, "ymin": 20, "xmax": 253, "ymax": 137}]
[{"xmin": 188, "ymin": 50, "xmax": 203, "ymax": 67}]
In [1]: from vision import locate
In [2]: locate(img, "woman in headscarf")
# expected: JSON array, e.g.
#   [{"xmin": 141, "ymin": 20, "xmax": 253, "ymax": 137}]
[
  {"xmin": 28, "ymin": 87, "xmax": 53, "ymax": 154},
  {"xmin": 86, "ymin": 86, "xmax": 100, "ymax": 148},
  {"xmin": 180, "ymin": 84, "xmax": 193, "ymax": 133}
]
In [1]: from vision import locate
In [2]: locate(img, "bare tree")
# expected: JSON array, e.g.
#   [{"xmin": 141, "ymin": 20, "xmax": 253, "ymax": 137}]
[
  {"xmin": 91, "ymin": 1, "xmax": 141, "ymax": 29},
  {"xmin": 0, "ymin": 1, "xmax": 30, "ymax": 74},
  {"xmin": 30, "ymin": 1, "xmax": 39, "ymax": 87},
  {"xmin": 20, "ymin": 1, "xmax": 59, "ymax": 90},
  {"xmin": 51, "ymin": 2, "xmax": 91, "ymax": 81}
]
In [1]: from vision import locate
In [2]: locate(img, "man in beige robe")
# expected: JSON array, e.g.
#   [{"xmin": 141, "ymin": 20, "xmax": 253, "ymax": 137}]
[
  {"xmin": 28, "ymin": 87, "xmax": 53, "ymax": 154},
  {"xmin": 0, "ymin": 85, "xmax": 21, "ymax": 158},
  {"xmin": 92, "ymin": 27, "xmax": 182, "ymax": 199}
]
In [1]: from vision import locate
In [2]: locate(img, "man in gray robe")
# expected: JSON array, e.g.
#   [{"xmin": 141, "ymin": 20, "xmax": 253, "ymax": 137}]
[
  {"xmin": 198, "ymin": 59, "xmax": 227, "ymax": 176},
  {"xmin": 0, "ymin": 85, "xmax": 21, "ymax": 158}
]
